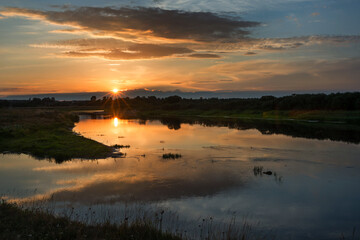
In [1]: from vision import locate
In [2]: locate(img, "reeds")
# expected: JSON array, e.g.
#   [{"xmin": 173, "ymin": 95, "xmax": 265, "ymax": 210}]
[{"xmin": 162, "ymin": 153, "xmax": 182, "ymax": 159}]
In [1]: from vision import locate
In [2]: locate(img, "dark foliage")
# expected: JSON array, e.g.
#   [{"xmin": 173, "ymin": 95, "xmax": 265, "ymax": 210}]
[
  {"xmin": 0, "ymin": 201, "xmax": 180, "ymax": 240},
  {"xmin": 2, "ymin": 92, "xmax": 360, "ymax": 111}
]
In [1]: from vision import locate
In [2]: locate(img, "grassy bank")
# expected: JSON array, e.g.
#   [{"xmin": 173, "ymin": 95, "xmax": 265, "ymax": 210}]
[
  {"xmin": 0, "ymin": 201, "xmax": 180, "ymax": 240},
  {"xmin": 127, "ymin": 109, "xmax": 360, "ymax": 125},
  {"xmin": 0, "ymin": 109, "xmax": 113, "ymax": 162},
  {"xmin": 115, "ymin": 109, "xmax": 360, "ymax": 144}
]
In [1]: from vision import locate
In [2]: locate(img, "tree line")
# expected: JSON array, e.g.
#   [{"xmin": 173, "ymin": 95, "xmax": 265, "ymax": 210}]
[{"xmin": 1, "ymin": 92, "xmax": 360, "ymax": 111}]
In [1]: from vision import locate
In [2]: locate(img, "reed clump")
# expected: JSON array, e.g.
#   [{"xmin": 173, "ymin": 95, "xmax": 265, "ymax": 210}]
[
  {"xmin": 162, "ymin": 153, "xmax": 182, "ymax": 159},
  {"xmin": 0, "ymin": 200, "xmax": 180, "ymax": 240}
]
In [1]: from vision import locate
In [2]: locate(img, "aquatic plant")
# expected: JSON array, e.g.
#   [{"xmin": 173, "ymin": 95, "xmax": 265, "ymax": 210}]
[
  {"xmin": 112, "ymin": 144, "xmax": 131, "ymax": 149},
  {"xmin": 162, "ymin": 153, "xmax": 182, "ymax": 159},
  {"xmin": 253, "ymin": 166, "xmax": 263, "ymax": 176}
]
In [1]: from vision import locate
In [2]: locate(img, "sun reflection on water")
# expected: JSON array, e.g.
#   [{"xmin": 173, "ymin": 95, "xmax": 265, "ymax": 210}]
[{"xmin": 113, "ymin": 117, "xmax": 119, "ymax": 127}]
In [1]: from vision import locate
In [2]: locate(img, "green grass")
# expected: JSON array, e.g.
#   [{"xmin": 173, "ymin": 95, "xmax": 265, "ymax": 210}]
[
  {"xmin": 0, "ymin": 201, "xmax": 180, "ymax": 240},
  {"xmin": 130, "ymin": 109, "xmax": 360, "ymax": 124},
  {"xmin": 0, "ymin": 109, "xmax": 113, "ymax": 163}
]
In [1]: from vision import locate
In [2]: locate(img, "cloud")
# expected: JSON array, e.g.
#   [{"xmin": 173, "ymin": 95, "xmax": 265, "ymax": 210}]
[
  {"xmin": 31, "ymin": 38, "xmax": 197, "ymax": 60},
  {"xmin": 191, "ymin": 35, "xmax": 360, "ymax": 52},
  {"xmin": 149, "ymin": 0, "xmax": 321, "ymax": 12},
  {"xmin": 286, "ymin": 14, "xmax": 301, "ymax": 26},
  {"xmin": 0, "ymin": 87, "xmax": 27, "ymax": 92},
  {"xmin": 188, "ymin": 53, "xmax": 221, "ymax": 58},
  {"xmin": 311, "ymin": 12, "xmax": 320, "ymax": 16},
  {"xmin": 244, "ymin": 51, "xmax": 257, "ymax": 55},
  {"xmin": 0, "ymin": 6, "xmax": 260, "ymax": 43},
  {"xmin": 2, "ymin": 6, "xmax": 359, "ymax": 62},
  {"xmin": 63, "ymin": 43, "xmax": 193, "ymax": 60},
  {"xmin": 31, "ymin": 38, "xmax": 225, "ymax": 60},
  {"xmin": 203, "ymin": 58, "xmax": 360, "ymax": 90},
  {"xmin": 30, "ymin": 34, "xmax": 360, "ymax": 61},
  {"xmin": 31, "ymin": 38, "xmax": 131, "ymax": 49}
]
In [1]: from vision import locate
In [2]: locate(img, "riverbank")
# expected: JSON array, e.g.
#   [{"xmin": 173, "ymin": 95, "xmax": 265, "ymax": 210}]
[
  {"xmin": 1, "ymin": 107, "xmax": 359, "ymax": 162},
  {"xmin": 126, "ymin": 109, "xmax": 360, "ymax": 125},
  {"xmin": 0, "ymin": 201, "xmax": 180, "ymax": 240},
  {"xmin": 0, "ymin": 109, "xmax": 113, "ymax": 163}
]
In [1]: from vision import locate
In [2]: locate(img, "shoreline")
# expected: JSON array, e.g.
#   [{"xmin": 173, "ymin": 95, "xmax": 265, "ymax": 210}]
[{"xmin": 0, "ymin": 109, "xmax": 114, "ymax": 163}]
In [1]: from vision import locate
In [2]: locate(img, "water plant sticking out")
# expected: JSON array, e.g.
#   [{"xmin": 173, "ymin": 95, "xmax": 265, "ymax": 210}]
[
  {"xmin": 162, "ymin": 153, "xmax": 182, "ymax": 159},
  {"xmin": 112, "ymin": 144, "xmax": 130, "ymax": 149}
]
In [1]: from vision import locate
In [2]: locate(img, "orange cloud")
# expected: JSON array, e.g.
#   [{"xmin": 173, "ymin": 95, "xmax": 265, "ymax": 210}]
[{"xmin": 201, "ymin": 58, "xmax": 360, "ymax": 90}]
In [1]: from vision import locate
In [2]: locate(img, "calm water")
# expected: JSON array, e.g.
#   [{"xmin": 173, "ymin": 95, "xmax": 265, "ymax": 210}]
[{"xmin": 1, "ymin": 116, "xmax": 360, "ymax": 239}]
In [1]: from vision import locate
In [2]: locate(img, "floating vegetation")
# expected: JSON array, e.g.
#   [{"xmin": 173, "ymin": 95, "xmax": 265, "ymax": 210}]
[
  {"xmin": 112, "ymin": 144, "xmax": 130, "ymax": 149},
  {"xmin": 111, "ymin": 152, "xmax": 125, "ymax": 158},
  {"xmin": 263, "ymin": 171, "xmax": 272, "ymax": 175},
  {"xmin": 253, "ymin": 166, "xmax": 263, "ymax": 176},
  {"xmin": 253, "ymin": 166, "xmax": 283, "ymax": 183},
  {"xmin": 162, "ymin": 153, "xmax": 182, "ymax": 159}
]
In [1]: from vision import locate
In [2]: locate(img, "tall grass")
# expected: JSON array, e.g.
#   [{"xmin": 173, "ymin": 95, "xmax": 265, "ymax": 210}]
[{"xmin": 0, "ymin": 198, "xmax": 274, "ymax": 240}]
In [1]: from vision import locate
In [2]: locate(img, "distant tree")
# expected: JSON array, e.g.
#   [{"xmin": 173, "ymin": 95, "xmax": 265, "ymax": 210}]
[
  {"xmin": 165, "ymin": 95, "xmax": 182, "ymax": 104},
  {"xmin": 90, "ymin": 96, "xmax": 97, "ymax": 102}
]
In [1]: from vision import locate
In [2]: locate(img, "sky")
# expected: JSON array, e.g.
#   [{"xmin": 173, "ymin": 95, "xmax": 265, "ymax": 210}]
[{"xmin": 0, "ymin": 0, "xmax": 359, "ymax": 96}]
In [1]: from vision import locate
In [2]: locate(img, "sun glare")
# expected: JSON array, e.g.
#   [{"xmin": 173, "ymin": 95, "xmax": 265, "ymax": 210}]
[
  {"xmin": 113, "ymin": 117, "xmax": 119, "ymax": 127},
  {"xmin": 112, "ymin": 88, "xmax": 119, "ymax": 93}
]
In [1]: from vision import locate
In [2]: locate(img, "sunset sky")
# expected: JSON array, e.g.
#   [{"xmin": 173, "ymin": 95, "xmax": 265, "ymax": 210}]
[{"xmin": 0, "ymin": 0, "xmax": 359, "ymax": 96}]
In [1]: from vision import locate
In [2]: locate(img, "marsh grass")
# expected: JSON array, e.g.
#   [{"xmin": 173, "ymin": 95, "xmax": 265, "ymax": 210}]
[
  {"xmin": 340, "ymin": 227, "xmax": 360, "ymax": 240},
  {"xmin": 0, "ymin": 109, "xmax": 113, "ymax": 163},
  {"xmin": 163, "ymin": 153, "xmax": 182, "ymax": 159},
  {"xmin": 0, "ymin": 200, "xmax": 180, "ymax": 240},
  {"xmin": 0, "ymin": 197, "xmax": 273, "ymax": 240},
  {"xmin": 253, "ymin": 166, "xmax": 283, "ymax": 184},
  {"xmin": 112, "ymin": 144, "xmax": 131, "ymax": 149}
]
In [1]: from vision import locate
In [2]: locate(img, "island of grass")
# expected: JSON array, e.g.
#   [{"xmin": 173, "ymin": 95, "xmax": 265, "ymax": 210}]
[
  {"xmin": 0, "ymin": 109, "xmax": 113, "ymax": 163},
  {"xmin": 0, "ymin": 201, "xmax": 180, "ymax": 240}
]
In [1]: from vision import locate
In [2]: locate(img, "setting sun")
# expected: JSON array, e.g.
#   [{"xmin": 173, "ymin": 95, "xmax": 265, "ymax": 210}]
[{"xmin": 112, "ymin": 89, "xmax": 119, "ymax": 94}]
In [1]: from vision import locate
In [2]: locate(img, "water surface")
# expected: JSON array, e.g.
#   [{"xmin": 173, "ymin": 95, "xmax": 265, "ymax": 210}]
[{"xmin": 1, "ymin": 117, "xmax": 360, "ymax": 239}]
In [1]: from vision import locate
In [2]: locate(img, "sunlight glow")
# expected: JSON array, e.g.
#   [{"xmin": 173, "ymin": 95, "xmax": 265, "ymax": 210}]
[
  {"xmin": 113, "ymin": 117, "xmax": 119, "ymax": 127},
  {"xmin": 112, "ymin": 88, "xmax": 119, "ymax": 94}
]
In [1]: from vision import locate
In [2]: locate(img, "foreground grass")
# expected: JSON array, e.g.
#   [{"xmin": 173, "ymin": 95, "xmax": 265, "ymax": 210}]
[
  {"xmin": 0, "ymin": 201, "xmax": 180, "ymax": 240},
  {"xmin": 0, "ymin": 109, "xmax": 113, "ymax": 162}
]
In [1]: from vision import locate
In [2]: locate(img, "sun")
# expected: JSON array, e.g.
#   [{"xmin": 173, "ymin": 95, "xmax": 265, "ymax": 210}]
[{"xmin": 112, "ymin": 88, "xmax": 119, "ymax": 94}]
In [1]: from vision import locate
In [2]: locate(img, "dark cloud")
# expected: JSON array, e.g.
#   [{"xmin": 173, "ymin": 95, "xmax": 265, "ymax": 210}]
[
  {"xmin": 0, "ymin": 87, "xmax": 27, "ymax": 92},
  {"xmin": 2, "ymin": 7, "xmax": 260, "ymax": 42},
  {"xmin": 3, "ymin": 7, "xmax": 360, "ymax": 62},
  {"xmin": 33, "ymin": 38, "xmax": 224, "ymax": 60},
  {"xmin": 51, "ymin": 38, "xmax": 130, "ymax": 49},
  {"xmin": 188, "ymin": 53, "xmax": 221, "ymax": 58},
  {"xmin": 64, "ymin": 43, "xmax": 193, "ymax": 60},
  {"xmin": 244, "ymin": 51, "xmax": 257, "ymax": 55}
]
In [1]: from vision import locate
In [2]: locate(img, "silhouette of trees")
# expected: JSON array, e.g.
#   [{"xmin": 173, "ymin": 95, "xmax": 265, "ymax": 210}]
[{"xmin": 2, "ymin": 92, "xmax": 360, "ymax": 111}]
